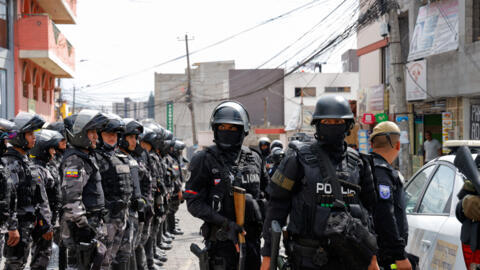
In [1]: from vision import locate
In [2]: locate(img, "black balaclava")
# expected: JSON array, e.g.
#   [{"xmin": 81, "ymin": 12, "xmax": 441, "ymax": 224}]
[{"xmin": 315, "ymin": 123, "xmax": 348, "ymax": 164}]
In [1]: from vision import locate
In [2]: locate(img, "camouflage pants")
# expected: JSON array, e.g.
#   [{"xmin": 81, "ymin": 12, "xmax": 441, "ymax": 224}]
[
  {"xmin": 114, "ymin": 212, "xmax": 139, "ymax": 265},
  {"xmin": 3, "ymin": 222, "xmax": 34, "ymax": 270},
  {"xmin": 145, "ymin": 216, "xmax": 160, "ymax": 268},
  {"xmin": 30, "ymin": 235, "xmax": 52, "ymax": 269},
  {"xmin": 61, "ymin": 215, "xmax": 107, "ymax": 270},
  {"xmin": 101, "ymin": 215, "xmax": 127, "ymax": 270}
]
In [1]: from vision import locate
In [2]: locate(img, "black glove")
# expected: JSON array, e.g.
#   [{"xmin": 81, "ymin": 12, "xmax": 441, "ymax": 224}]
[
  {"xmin": 76, "ymin": 225, "xmax": 95, "ymax": 243},
  {"xmin": 222, "ymin": 220, "xmax": 243, "ymax": 244}
]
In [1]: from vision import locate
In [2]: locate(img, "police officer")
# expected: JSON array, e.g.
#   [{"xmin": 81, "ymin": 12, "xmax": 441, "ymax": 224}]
[
  {"xmin": 368, "ymin": 122, "xmax": 412, "ymax": 270},
  {"xmin": 115, "ymin": 118, "xmax": 144, "ymax": 270},
  {"xmin": 260, "ymin": 95, "xmax": 379, "ymax": 270},
  {"xmin": 0, "ymin": 119, "xmax": 16, "ymax": 260},
  {"xmin": 139, "ymin": 126, "xmax": 167, "ymax": 270},
  {"xmin": 164, "ymin": 139, "xmax": 185, "ymax": 236},
  {"xmin": 185, "ymin": 101, "xmax": 268, "ymax": 270},
  {"xmin": 29, "ymin": 129, "xmax": 64, "ymax": 269},
  {"xmin": 2, "ymin": 112, "xmax": 52, "ymax": 270},
  {"xmin": 270, "ymin": 139, "xmax": 283, "ymax": 151},
  {"xmin": 258, "ymin": 137, "xmax": 271, "ymax": 159},
  {"xmin": 93, "ymin": 114, "xmax": 134, "ymax": 270},
  {"xmin": 60, "ymin": 109, "xmax": 108, "ymax": 269},
  {"xmin": 266, "ymin": 146, "xmax": 284, "ymax": 177}
]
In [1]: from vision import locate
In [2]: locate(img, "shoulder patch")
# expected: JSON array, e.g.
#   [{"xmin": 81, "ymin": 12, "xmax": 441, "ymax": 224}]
[
  {"xmin": 379, "ymin": 184, "xmax": 391, "ymax": 199},
  {"xmin": 65, "ymin": 170, "xmax": 79, "ymax": 178}
]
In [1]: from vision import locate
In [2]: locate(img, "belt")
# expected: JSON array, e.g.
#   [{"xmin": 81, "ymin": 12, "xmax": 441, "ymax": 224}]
[{"xmin": 292, "ymin": 237, "xmax": 327, "ymax": 248}]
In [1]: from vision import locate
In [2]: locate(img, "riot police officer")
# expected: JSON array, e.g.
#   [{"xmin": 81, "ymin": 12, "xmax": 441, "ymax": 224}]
[
  {"xmin": 367, "ymin": 122, "xmax": 413, "ymax": 270},
  {"xmin": 2, "ymin": 112, "xmax": 52, "ymax": 270},
  {"xmin": 266, "ymin": 146, "xmax": 285, "ymax": 177},
  {"xmin": 164, "ymin": 139, "xmax": 185, "ymax": 236},
  {"xmin": 185, "ymin": 101, "xmax": 268, "ymax": 270},
  {"xmin": 29, "ymin": 129, "xmax": 64, "ymax": 269},
  {"xmin": 258, "ymin": 137, "xmax": 271, "ymax": 159},
  {"xmin": 270, "ymin": 140, "xmax": 283, "ymax": 151},
  {"xmin": 139, "ymin": 126, "xmax": 167, "ymax": 270},
  {"xmin": 60, "ymin": 109, "xmax": 108, "ymax": 269},
  {"xmin": 0, "ymin": 118, "xmax": 16, "ymax": 259},
  {"xmin": 115, "ymin": 118, "xmax": 144, "ymax": 270},
  {"xmin": 260, "ymin": 95, "xmax": 379, "ymax": 270},
  {"xmin": 94, "ymin": 114, "xmax": 134, "ymax": 270}
]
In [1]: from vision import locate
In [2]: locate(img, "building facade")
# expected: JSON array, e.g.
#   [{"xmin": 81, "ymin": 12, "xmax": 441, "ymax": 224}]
[
  {"xmin": 154, "ymin": 61, "xmax": 233, "ymax": 145},
  {"xmin": 112, "ymin": 97, "xmax": 149, "ymax": 120},
  {"xmin": 283, "ymin": 72, "xmax": 359, "ymax": 131},
  {"xmin": 15, "ymin": 0, "xmax": 76, "ymax": 122},
  {"xmin": 341, "ymin": 49, "xmax": 359, "ymax": 72}
]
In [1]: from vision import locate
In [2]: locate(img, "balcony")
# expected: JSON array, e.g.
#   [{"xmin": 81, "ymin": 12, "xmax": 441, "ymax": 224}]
[
  {"xmin": 36, "ymin": 0, "xmax": 77, "ymax": 24},
  {"xmin": 18, "ymin": 14, "xmax": 75, "ymax": 78}
]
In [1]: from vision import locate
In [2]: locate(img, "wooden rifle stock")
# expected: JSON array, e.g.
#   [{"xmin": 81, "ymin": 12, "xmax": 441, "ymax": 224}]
[{"xmin": 233, "ymin": 186, "xmax": 246, "ymax": 270}]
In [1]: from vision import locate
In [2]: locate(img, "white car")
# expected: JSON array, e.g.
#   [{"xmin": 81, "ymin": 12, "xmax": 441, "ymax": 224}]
[{"xmin": 404, "ymin": 141, "xmax": 480, "ymax": 269}]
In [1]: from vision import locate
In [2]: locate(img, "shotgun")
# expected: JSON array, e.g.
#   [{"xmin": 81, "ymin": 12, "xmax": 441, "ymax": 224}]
[{"xmin": 233, "ymin": 186, "xmax": 246, "ymax": 270}]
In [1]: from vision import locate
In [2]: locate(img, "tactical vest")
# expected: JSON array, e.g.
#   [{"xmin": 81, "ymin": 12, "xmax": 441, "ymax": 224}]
[
  {"xmin": 96, "ymin": 150, "xmax": 133, "ymax": 205},
  {"xmin": 288, "ymin": 142, "xmax": 364, "ymax": 239},
  {"xmin": 134, "ymin": 152, "xmax": 153, "ymax": 200},
  {"xmin": 2, "ymin": 154, "xmax": 42, "ymax": 215},
  {"xmin": 0, "ymin": 164, "xmax": 10, "ymax": 223},
  {"xmin": 205, "ymin": 146, "xmax": 262, "ymax": 224},
  {"xmin": 62, "ymin": 149, "xmax": 105, "ymax": 212}
]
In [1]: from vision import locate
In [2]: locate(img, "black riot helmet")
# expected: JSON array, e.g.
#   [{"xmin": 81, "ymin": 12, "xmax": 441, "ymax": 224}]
[
  {"xmin": 270, "ymin": 146, "xmax": 285, "ymax": 164},
  {"xmin": 258, "ymin": 137, "xmax": 271, "ymax": 157},
  {"xmin": 67, "ymin": 109, "xmax": 108, "ymax": 150},
  {"xmin": 30, "ymin": 129, "xmax": 64, "ymax": 162},
  {"xmin": 140, "ymin": 120, "xmax": 166, "ymax": 148},
  {"xmin": 210, "ymin": 101, "xmax": 250, "ymax": 135},
  {"xmin": 0, "ymin": 118, "xmax": 16, "ymax": 154},
  {"xmin": 270, "ymin": 139, "xmax": 283, "ymax": 150},
  {"xmin": 210, "ymin": 101, "xmax": 250, "ymax": 150},
  {"xmin": 46, "ymin": 121, "xmax": 66, "ymax": 138},
  {"xmin": 119, "ymin": 118, "xmax": 144, "ymax": 151},
  {"xmin": 10, "ymin": 112, "xmax": 46, "ymax": 150},
  {"xmin": 311, "ymin": 96, "xmax": 354, "ymax": 124},
  {"xmin": 64, "ymin": 114, "xmax": 78, "ymax": 134},
  {"xmin": 100, "ymin": 113, "xmax": 125, "ymax": 133},
  {"xmin": 139, "ymin": 127, "xmax": 157, "ymax": 150}
]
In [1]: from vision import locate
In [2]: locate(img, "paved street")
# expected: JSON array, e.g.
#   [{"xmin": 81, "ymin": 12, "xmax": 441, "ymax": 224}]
[{"xmin": 162, "ymin": 203, "xmax": 204, "ymax": 270}]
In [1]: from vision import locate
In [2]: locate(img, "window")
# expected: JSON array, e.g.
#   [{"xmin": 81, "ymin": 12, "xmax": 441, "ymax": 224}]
[
  {"xmin": 294, "ymin": 87, "xmax": 316, "ymax": 97},
  {"xmin": 23, "ymin": 82, "xmax": 28, "ymax": 98},
  {"xmin": 474, "ymin": 0, "xmax": 480, "ymax": 42},
  {"xmin": 418, "ymin": 165, "xmax": 455, "ymax": 214},
  {"xmin": 0, "ymin": 0, "xmax": 7, "ymax": 49},
  {"xmin": 405, "ymin": 165, "xmax": 435, "ymax": 213},
  {"xmin": 325, "ymin": 86, "xmax": 351, "ymax": 93},
  {"xmin": 33, "ymin": 86, "xmax": 38, "ymax": 100},
  {"xmin": 42, "ymin": 88, "xmax": 46, "ymax": 102}
]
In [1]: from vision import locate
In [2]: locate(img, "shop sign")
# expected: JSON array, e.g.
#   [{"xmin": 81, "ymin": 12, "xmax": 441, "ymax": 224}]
[
  {"xmin": 442, "ymin": 112, "xmax": 453, "ymax": 153},
  {"xmin": 408, "ymin": 0, "xmax": 459, "ymax": 61},
  {"xmin": 362, "ymin": 113, "xmax": 375, "ymax": 125},
  {"xmin": 358, "ymin": 129, "xmax": 371, "ymax": 154},
  {"xmin": 471, "ymin": 105, "xmax": 480, "ymax": 140},
  {"xmin": 396, "ymin": 116, "xmax": 408, "ymax": 122},
  {"xmin": 375, "ymin": 113, "xmax": 388, "ymax": 123},
  {"xmin": 166, "ymin": 101, "xmax": 173, "ymax": 132},
  {"xmin": 406, "ymin": 60, "xmax": 427, "ymax": 101},
  {"xmin": 367, "ymin": 84, "xmax": 384, "ymax": 112}
]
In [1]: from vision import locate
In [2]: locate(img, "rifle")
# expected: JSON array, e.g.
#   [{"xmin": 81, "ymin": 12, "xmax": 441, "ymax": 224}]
[
  {"xmin": 270, "ymin": 220, "xmax": 282, "ymax": 270},
  {"xmin": 454, "ymin": 146, "xmax": 480, "ymax": 252},
  {"xmin": 233, "ymin": 186, "xmax": 246, "ymax": 270},
  {"xmin": 190, "ymin": 243, "xmax": 210, "ymax": 270}
]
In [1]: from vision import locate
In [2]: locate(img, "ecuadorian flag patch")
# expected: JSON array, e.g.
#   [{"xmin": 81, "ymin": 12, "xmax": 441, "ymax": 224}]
[{"xmin": 66, "ymin": 171, "xmax": 79, "ymax": 178}]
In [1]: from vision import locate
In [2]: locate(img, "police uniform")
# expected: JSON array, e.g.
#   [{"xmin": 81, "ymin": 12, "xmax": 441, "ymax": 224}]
[
  {"xmin": 261, "ymin": 96, "xmax": 378, "ymax": 270},
  {"xmin": 3, "ymin": 147, "xmax": 52, "ymax": 270},
  {"xmin": 60, "ymin": 109, "xmax": 108, "ymax": 270},
  {"xmin": 95, "ymin": 145, "xmax": 133, "ymax": 269}
]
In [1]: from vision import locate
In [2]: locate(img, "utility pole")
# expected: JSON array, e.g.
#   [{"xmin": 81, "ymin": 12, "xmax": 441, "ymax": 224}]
[
  {"xmin": 298, "ymin": 88, "xmax": 304, "ymax": 132},
  {"xmin": 263, "ymin": 97, "xmax": 268, "ymax": 127},
  {"xmin": 179, "ymin": 34, "xmax": 198, "ymax": 146},
  {"xmin": 72, "ymin": 85, "xmax": 76, "ymax": 114},
  {"xmin": 388, "ymin": 2, "xmax": 412, "ymax": 177}
]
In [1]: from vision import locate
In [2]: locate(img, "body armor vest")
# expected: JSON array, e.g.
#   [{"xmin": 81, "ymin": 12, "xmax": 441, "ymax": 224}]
[
  {"xmin": 62, "ymin": 149, "xmax": 105, "ymax": 212},
  {"xmin": 288, "ymin": 142, "xmax": 364, "ymax": 239},
  {"xmin": 96, "ymin": 150, "xmax": 133, "ymax": 209},
  {"xmin": 2, "ymin": 153, "xmax": 42, "ymax": 217},
  {"xmin": 135, "ymin": 152, "xmax": 153, "ymax": 200},
  {"xmin": 205, "ymin": 146, "xmax": 262, "ymax": 224},
  {"xmin": 0, "ymin": 163, "xmax": 10, "ymax": 224}
]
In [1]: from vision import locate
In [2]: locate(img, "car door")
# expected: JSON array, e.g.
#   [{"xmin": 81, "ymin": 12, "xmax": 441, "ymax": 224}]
[{"xmin": 406, "ymin": 163, "xmax": 457, "ymax": 269}]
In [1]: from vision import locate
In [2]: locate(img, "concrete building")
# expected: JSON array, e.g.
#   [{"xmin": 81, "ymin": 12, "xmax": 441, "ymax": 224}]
[
  {"xmin": 0, "ymin": 1, "xmax": 15, "ymax": 119},
  {"xmin": 283, "ymin": 72, "xmax": 359, "ymax": 131},
  {"xmin": 341, "ymin": 49, "xmax": 359, "ymax": 72},
  {"xmin": 113, "ymin": 97, "xmax": 149, "ymax": 120},
  {"xmin": 154, "ymin": 61, "xmax": 233, "ymax": 146},
  {"xmin": 15, "ymin": 0, "xmax": 76, "ymax": 122}
]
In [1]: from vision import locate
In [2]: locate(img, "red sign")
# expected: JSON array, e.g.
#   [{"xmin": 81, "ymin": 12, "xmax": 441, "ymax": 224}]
[{"xmin": 362, "ymin": 113, "xmax": 375, "ymax": 125}]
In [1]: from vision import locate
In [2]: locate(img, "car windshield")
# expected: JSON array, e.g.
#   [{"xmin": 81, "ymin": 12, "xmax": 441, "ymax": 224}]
[{"xmin": 418, "ymin": 165, "xmax": 455, "ymax": 214}]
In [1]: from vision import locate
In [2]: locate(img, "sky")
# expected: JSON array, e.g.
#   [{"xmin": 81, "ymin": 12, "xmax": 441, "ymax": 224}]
[{"xmin": 58, "ymin": 0, "xmax": 358, "ymax": 109}]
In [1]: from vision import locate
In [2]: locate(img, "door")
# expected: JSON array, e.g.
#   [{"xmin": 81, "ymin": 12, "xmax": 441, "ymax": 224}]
[{"xmin": 405, "ymin": 163, "xmax": 456, "ymax": 268}]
